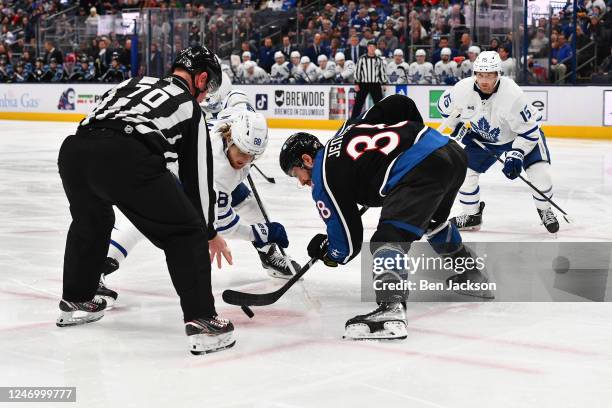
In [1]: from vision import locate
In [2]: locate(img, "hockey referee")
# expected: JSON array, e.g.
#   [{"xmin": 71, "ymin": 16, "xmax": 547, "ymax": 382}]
[
  {"xmin": 351, "ymin": 40, "xmax": 388, "ymax": 119},
  {"xmin": 56, "ymin": 46, "xmax": 236, "ymax": 355}
]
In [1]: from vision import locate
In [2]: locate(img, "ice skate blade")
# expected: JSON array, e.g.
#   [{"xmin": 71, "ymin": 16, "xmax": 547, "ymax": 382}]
[
  {"xmin": 343, "ymin": 321, "xmax": 408, "ymax": 341},
  {"xmin": 56, "ymin": 310, "xmax": 104, "ymax": 327},
  {"xmin": 266, "ymin": 269, "xmax": 295, "ymax": 280},
  {"xmin": 457, "ymin": 224, "xmax": 481, "ymax": 232},
  {"xmin": 189, "ymin": 333, "xmax": 236, "ymax": 355}
]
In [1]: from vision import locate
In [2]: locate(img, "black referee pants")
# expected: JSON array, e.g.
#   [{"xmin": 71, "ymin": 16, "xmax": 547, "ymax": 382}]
[
  {"xmin": 57, "ymin": 128, "xmax": 215, "ymax": 321},
  {"xmin": 351, "ymin": 82, "xmax": 384, "ymax": 119}
]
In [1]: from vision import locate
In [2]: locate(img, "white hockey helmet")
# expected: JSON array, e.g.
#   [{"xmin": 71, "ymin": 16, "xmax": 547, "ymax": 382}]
[
  {"xmin": 415, "ymin": 49, "xmax": 426, "ymax": 57},
  {"xmin": 230, "ymin": 111, "xmax": 268, "ymax": 160},
  {"xmin": 468, "ymin": 45, "xmax": 481, "ymax": 55},
  {"xmin": 274, "ymin": 51, "xmax": 284, "ymax": 60},
  {"xmin": 441, "ymin": 47, "xmax": 452, "ymax": 56},
  {"xmin": 200, "ymin": 71, "xmax": 232, "ymax": 114},
  {"xmin": 473, "ymin": 51, "xmax": 502, "ymax": 73},
  {"xmin": 290, "ymin": 50, "xmax": 301, "ymax": 59},
  {"xmin": 375, "ymin": 49, "xmax": 382, "ymax": 57},
  {"xmin": 317, "ymin": 54, "xmax": 328, "ymax": 63},
  {"xmin": 393, "ymin": 48, "xmax": 404, "ymax": 57},
  {"xmin": 300, "ymin": 56, "xmax": 310, "ymax": 64},
  {"xmin": 334, "ymin": 52, "xmax": 345, "ymax": 62},
  {"xmin": 242, "ymin": 51, "xmax": 251, "ymax": 60}
]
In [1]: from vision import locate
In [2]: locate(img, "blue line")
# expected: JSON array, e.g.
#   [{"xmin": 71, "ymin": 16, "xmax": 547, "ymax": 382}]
[{"xmin": 110, "ymin": 239, "xmax": 128, "ymax": 257}]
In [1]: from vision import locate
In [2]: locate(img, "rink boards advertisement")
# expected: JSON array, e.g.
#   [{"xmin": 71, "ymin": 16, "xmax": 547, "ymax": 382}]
[{"xmin": 0, "ymin": 83, "xmax": 610, "ymax": 138}]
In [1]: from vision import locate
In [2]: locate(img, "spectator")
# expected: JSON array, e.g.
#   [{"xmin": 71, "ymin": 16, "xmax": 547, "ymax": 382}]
[
  {"xmin": 94, "ymin": 36, "xmax": 112, "ymax": 77},
  {"xmin": 21, "ymin": 16, "xmax": 35, "ymax": 44},
  {"xmin": 351, "ymin": 7, "xmax": 370, "ymax": 29},
  {"xmin": 346, "ymin": 34, "xmax": 366, "ymax": 62},
  {"xmin": 446, "ymin": 5, "xmax": 466, "ymax": 28},
  {"xmin": 380, "ymin": 27, "xmax": 399, "ymax": 52},
  {"xmin": 43, "ymin": 40, "xmax": 63, "ymax": 65},
  {"xmin": 334, "ymin": 51, "xmax": 355, "ymax": 83},
  {"xmin": 0, "ymin": 55, "xmax": 11, "ymax": 83},
  {"xmin": 359, "ymin": 27, "xmax": 376, "ymax": 47},
  {"xmin": 551, "ymin": 34, "xmax": 572, "ymax": 83},
  {"xmin": 432, "ymin": 37, "xmax": 456, "ymax": 64},
  {"xmin": 189, "ymin": 24, "xmax": 201, "ymax": 46},
  {"xmin": 489, "ymin": 37, "xmax": 500, "ymax": 52},
  {"xmin": 410, "ymin": 19, "xmax": 429, "ymax": 46},
  {"xmin": 499, "ymin": 46, "xmax": 516, "ymax": 79},
  {"xmin": 271, "ymin": 51, "xmax": 290, "ymax": 83},
  {"xmin": 149, "ymin": 42, "xmax": 164, "ymax": 78},
  {"xmin": 317, "ymin": 54, "xmax": 336, "ymax": 83},
  {"xmin": 306, "ymin": 33, "xmax": 330, "ymax": 62},
  {"xmin": 258, "ymin": 37, "xmax": 275, "ymax": 73},
  {"xmin": 529, "ymin": 28, "xmax": 549, "ymax": 57},
  {"xmin": 458, "ymin": 33, "xmax": 473, "ymax": 56},
  {"xmin": 118, "ymin": 38, "xmax": 132, "ymax": 72},
  {"xmin": 85, "ymin": 7, "xmax": 99, "ymax": 37},
  {"xmin": 377, "ymin": 38, "xmax": 391, "ymax": 58}
]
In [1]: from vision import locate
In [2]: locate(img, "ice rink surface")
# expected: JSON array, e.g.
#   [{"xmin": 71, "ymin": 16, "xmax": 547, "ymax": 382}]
[{"xmin": 1, "ymin": 120, "xmax": 611, "ymax": 408}]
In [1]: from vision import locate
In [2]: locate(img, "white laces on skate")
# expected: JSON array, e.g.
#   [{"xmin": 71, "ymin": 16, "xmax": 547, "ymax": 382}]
[
  {"xmin": 541, "ymin": 209, "xmax": 557, "ymax": 226},
  {"xmin": 454, "ymin": 213, "xmax": 471, "ymax": 227},
  {"xmin": 268, "ymin": 251, "xmax": 288, "ymax": 268}
]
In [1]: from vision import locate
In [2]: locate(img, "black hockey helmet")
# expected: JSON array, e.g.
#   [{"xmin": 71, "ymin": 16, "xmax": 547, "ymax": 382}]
[
  {"xmin": 279, "ymin": 132, "xmax": 324, "ymax": 176},
  {"xmin": 171, "ymin": 45, "xmax": 222, "ymax": 95}
]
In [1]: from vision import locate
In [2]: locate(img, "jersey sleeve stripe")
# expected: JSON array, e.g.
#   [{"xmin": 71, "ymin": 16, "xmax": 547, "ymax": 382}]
[
  {"xmin": 518, "ymin": 125, "xmax": 539, "ymax": 137},
  {"xmin": 216, "ymin": 214, "xmax": 241, "ymax": 232}
]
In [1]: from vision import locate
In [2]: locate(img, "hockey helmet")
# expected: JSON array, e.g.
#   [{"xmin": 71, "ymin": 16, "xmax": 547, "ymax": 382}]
[
  {"xmin": 279, "ymin": 132, "xmax": 324, "ymax": 176},
  {"xmin": 441, "ymin": 47, "xmax": 452, "ymax": 56},
  {"xmin": 468, "ymin": 45, "xmax": 481, "ymax": 56},
  {"xmin": 274, "ymin": 51, "xmax": 284, "ymax": 60},
  {"xmin": 172, "ymin": 45, "xmax": 222, "ymax": 94},
  {"xmin": 230, "ymin": 111, "xmax": 268, "ymax": 160},
  {"xmin": 473, "ymin": 51, "xmax": 502, "ymax": 74},
  {"xmin": 223, "ymin": 90, "xmax": 252, "ymax": 110},
  {"xmin": 334, "ymin": 52, "xmax": 345, "ymax": 62},
  {"xmin": 415, "ymin": 49, "xmax": 426, "ymax": 57},
  {"xmin": 300, "ymin": 56, "xmax": 310, "ymax": 64}
]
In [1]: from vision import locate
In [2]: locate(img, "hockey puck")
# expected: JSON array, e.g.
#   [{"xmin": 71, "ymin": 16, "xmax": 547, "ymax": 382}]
[{"xmin": 241, "ymin": 305, "xmax": 255, "ymax": 318}]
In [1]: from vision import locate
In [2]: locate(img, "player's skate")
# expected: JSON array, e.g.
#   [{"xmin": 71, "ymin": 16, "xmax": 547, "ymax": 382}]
[
  {"xmin": 185, "ymin": 316, "xmax": 236, "ymax": 355},
  {"xmin": 451, "ymin": 202, "xmax": 485, "ymax": 231},
  {"xmin": 446, "ymin": 269, "xmax": 495, "ymax": 299},
  {"xmin": 343, "ymin": 302, "xmax": 408, "ymax": 340},
  {"xmin": 96, "ymin": 275, "xmax": 118, "ymax": 309},
  {"xmin": 257, "ymin": 245, "xmax": 300, "ymax": 280},
  {"xmin": 56, "ymin": 298, "xmax": 107, "ymax": 327},
  {"xmin": 102, "ymin": 256, "xmax": 120, "ymax": 276},
  {"xmin": 537, "ymin": 207, "xmax": 559, "ymax": 234}
]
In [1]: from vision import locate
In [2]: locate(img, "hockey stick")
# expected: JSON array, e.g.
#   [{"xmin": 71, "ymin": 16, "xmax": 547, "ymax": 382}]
[
  {"xmin": 222, "ymin": 206, "xmax": 369, "ymax": 307},
  {"xmin": 251, "ymin": 164, "xmax": 275, "ymax": 184},
  {"xmin": 470, "ymin": 138, "xmax": 572, "ymax": 223}
]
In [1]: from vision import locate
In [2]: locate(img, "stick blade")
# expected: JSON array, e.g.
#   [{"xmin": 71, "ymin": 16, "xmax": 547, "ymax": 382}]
[{"xmin": 222, "ymin": 289, "xmax": 278, "ymax": 307}]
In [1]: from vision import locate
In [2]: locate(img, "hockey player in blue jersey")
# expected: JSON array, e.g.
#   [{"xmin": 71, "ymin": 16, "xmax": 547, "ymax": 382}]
[
  {"xmin": 438, "ymin": 51, "xmax": 559, "ymax": 234},
  {"xmin": 279, "ymin": 94, "xmax": 493, "ymax": 341}
]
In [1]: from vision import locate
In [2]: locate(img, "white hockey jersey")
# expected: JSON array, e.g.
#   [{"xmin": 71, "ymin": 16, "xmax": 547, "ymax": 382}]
[
  {"xmin": 386, "ymin": 60, "xmax": 410, "ymax": 84},
  {"xmin": 437, "ymin": 76, "xmax": 543, "ymax": 154},
  {"xmin": 242, "ymin": 66, "xmax": 270, "ymax": 84},
  {"xmin": 408, "ymin": 61, "xmax": 434, "ymax": 84},
  {"xmin": 459, "ymin": 59, "xmax": 474, "ymax": 79},
  {"xmin": 318, "ymin": 61, "xmax": 337, "ymax": 82},
  {"xmin": 270, "ymin": 61, "xmax": 291, "ymax": 83},
  {"xmin": 335, "ymin": 60, "xmax": 355, "ymax": 83},
  {"xmin": 296, "ymin": 63, "xmax": 321, "ymax": 83},
  {"xmin": 434, "ymin": 60, "xmax": 459, "ymax": 84}
]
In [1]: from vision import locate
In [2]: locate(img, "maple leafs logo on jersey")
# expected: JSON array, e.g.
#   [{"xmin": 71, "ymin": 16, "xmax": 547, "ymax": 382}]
[
  {"xmin": 471, "ymin": 117, "xmax": 501, "ymax": 142},
  {"xmin": 389, "ymin": 71, "xmax": 399, "ymax": 83},
  {"xmin": 412, "ymin": 71, "xmax": 422, "ymax": 82}
]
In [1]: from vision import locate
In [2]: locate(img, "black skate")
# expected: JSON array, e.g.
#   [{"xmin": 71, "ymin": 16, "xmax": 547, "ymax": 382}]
[
  {"xmin": 56, "ymin": 298, "xmax": 107, "ymax": 327},
  {"xmin": 451, "ymin": 202, "xmax": 485, "ymax": 231},
  {"xmin": 537, "ymin": 208, "xmax": 559, "ymax": 234},
  {"xmin": 343, "ymin": 302, "xmax": 407, "ymax": 340},
  {"xmin": 257, "ymin": 245, "xmax": 300, "ymax": 280},
  {"xmin": 185, "ymin": 316, "xmax": 236, "ymax": 355},
  {"xmin": 102, "ymin": 257, "xmax": 120, "ymax": 276},
  {"xmin": 96, "ymin": 275, "xmax": 118, "ymax": 309}
]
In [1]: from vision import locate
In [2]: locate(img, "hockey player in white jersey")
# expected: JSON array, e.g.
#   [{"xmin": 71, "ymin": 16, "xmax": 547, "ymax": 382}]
[
  {"xmin": 317, "ymin": 54, "xmax": 336, "ymax": 83},
  {"xmin": 498, "ymin": 45, "xmax": 516, "ymax": 79},
  {"xmin": 235, "ymin": 51, "xmax": 253, "ymax": 82},
  {"xmin": 270, "ymin": 51, "xmax": 291, "ymax": 83},
  {"xmin": 295, "ymin": 56, "xmax": 321, "ymax": 83},
  {"xmin": 459, "ymin": 45, "xmax": 480, "ymax": 79},
  {"xmin": 438, "ymin": 51, "xmax": 559, "ymax": 233},
  {"xmin": 334, "ymin": 52, "xmax": 355, "ymax": 83},
  {"xmin": 386, "ymin": 49, "xmax": 410, "ymax": 84},
  {"xmin": 289, "ymin": 51, "xmax": 302, "ymax": 83},
  {"xmin": 242, "ymin": 60, "xmax": 270, "ymax": 84},
  {"xmin": 408, "ymin": 49, "xmax": 434, "ymax": 84},
  {"xmin": 434, "ymin": 47, "xmax": 459, "ymax": 84},
  {"xmin": 99, "ymin": 89, "xmax": 298, "ymax": 305}
]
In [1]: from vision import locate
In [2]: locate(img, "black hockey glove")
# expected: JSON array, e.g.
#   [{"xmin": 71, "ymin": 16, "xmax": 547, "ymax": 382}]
[{"xmin": 307, "ymin": 234, "xmax": 338, "ymax": 267}]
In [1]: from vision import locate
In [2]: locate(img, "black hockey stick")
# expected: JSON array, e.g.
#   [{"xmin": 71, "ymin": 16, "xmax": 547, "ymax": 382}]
[
  {"xmin": 471, "ymin": 138, "xmax": 572, "ymax": 223},
  {"xmin": 222, "ymin": 206, "xmax": 369, "ymax": 307},
  {"xmin": 251, "ymin": 164, "xmax": 275, "ymax": 184}
]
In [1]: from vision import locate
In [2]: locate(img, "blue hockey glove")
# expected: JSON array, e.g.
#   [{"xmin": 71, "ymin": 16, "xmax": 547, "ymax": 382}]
[
  {"xmin": 502, "ymin": 149, "xmax": 524, "ymax": 180},
  {"xmin": 251, "ymin": 222, "xmax": 289, "ymax": 249},
  {"xmin": 307, "ymin": 234, "xmax": 338, "ymax": 267}
]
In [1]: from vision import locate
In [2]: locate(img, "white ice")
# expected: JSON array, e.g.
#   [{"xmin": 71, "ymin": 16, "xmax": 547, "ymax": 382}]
[{"xmin": 1, "ymin": 120, "xmax": 611, "ymax": 408}]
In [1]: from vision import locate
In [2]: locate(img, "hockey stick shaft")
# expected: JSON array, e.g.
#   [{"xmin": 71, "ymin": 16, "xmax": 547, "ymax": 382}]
[
  {"xmin": 222, "ymin": 206, "xmax": 369, "ymax": 307},
  {"xmin": 251, "ymin": 164, "xmax": 275, "ymax": 183},
  {"xmin": 471, "ymin": 138, "xmax": 571, "ymax": 221}
]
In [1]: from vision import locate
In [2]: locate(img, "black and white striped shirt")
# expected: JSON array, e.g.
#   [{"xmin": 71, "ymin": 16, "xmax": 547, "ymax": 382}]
[
  {"xmin": 80, "ymin": 75, "xmax": 217, "ymax": 238},
  {"xmin": 355, "ymin": 54, "xmax": 388, "ymax": 84}
]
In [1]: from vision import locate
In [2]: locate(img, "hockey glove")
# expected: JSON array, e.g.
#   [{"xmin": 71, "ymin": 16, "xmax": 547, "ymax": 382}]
[
  {"xmin": 251, "ymin": 222, "xmax": 289, "ymax": 249},
  {"xmin": 502, "ymin": 149, "xmax": 524, "ymax": 180},
  {"xmin": 307, "ymin": 234, "xmax": 338, "ymax": 267}
]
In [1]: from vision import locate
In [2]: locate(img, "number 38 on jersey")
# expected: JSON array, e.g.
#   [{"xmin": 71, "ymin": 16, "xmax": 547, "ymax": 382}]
[{"xmin": 344, "ymin": 121, "xmax": 406, "ymax": 160}]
